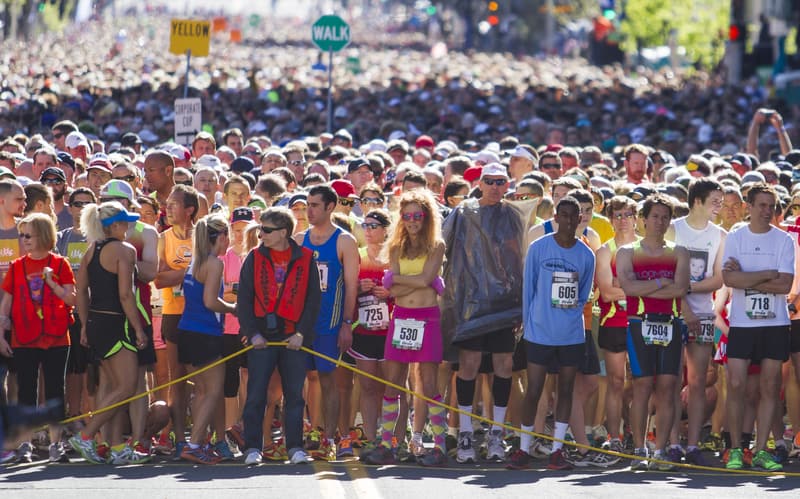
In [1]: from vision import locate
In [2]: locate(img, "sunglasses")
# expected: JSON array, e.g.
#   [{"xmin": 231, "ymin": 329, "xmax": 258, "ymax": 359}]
[
  {"xmin": 401, "ymin": 211, "xmax": 426, "ymax": 221},
  {"xmin": 361, "ymin": 197, "xmax": 383, "ymax": 205},
  {"xmin": 288, "ymin": 159, "xmax": 304, "ymax": 166},
  {"xmin": 100, "ymin": 197, "xmax": 128, "ymax": 204},
  {"xmin": 361, "ymin": 222, "xmax": 385, "ymax": 230},
  {"xmin": 513, "ymin": 193, "xmax": 538, "ymax": 201},
  {"xmin": 789, "ymin": 204, "xmax": 800, "ymax": 212},
  {"xmin": 612, "ymin": 212, "xmax": 636, "ymax": 220},
  {"xmin": 52, "ymin": 133, "xmax": 64, "ymax": 140},
  {"xmin": 540, "ymin": 163, "xmax": 561, "ymax": 169},
  {"xmin": 260, "ymin": 225, "xmax": 284, "ymax": 234},
  {"xmin": 113, "ymin": 175, "xmax": 137, "ymax": 182},
  {"xmin": 175, "ymin": 179, "xmax": 193, "ymax": 186},
  {"xmin": 482, "ymin": 178, "xmax": 507, "ymax": 186},
  {"xmin": 42, "ymin": 178, "xmax": 64, "ymax": 185},
  {"xmin": 18, "ymin": 233, "xmax": 35, "ymax": 240},
  {"xmin": 71, "ymin": 201, "xmax": 92, "ymax": 208},
  {"xmin": 339, "ymin": 199, "xmax": 357, "ymax": 207}
]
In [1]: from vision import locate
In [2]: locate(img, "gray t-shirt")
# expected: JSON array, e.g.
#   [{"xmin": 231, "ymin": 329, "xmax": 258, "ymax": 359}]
[
  {"xmin": 0, "ymin": 225, "xmax": 19, "ymax": 282},
  {"xmin": 56, "ymin": 206, "xmax": 74, "ymax": 232},
  {"xmin": 56, "ymin": 227, "xmax": 88, "ymax": 273}
]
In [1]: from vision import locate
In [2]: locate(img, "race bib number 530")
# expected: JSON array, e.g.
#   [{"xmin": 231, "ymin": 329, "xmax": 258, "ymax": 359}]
[{"xmin": 392, "ymin": 318, "xmax": 425, "ymax": 350}]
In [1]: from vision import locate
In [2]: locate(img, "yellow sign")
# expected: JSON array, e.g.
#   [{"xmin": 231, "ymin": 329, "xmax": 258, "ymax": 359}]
[{"xmin": 169, "ymin": 19, "xmax": 210, "ymax": 57}]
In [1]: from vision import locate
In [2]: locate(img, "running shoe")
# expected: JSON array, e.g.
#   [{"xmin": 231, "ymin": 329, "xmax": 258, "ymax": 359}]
[
  {"xmin": 0, "ymin": 450, "xmax": 16, "ymax": 464},
  {"xmin": 791, "ymin": 432, "xmax": 800, "ymax": 458},
  {"xmin": 96, "ymin": 442, "xmax": 110, "ymax": 462},
  {"xmin": 348, "ymin": 426, "xmax": 368, "ymax": 448},
  {"xmin": 585, "ymin": 450, "xmax": 618, "ymax": 468},
  {"xmin": 131, "ymin": 441, "xmax": 152, "ymax": 464},
  {"xmin": 456, "ymin": 432, "xmax": 476, "ymax": 464},
  {"xmin": 213, "ymin": 440, "xmax": 235, "ymax": 461},
  {"xmin": 32, "ymin": 430, "xmax": 50, "ymax": 451},
  {"xmin": 743, "ymin": 447, "xmax": 753, "ymax": 467},
  {"xmin": 630, "ymin": 448, "xmax": 649, "ymax": 471},
  {"xmin": 244, "ymin": 448, "xmax": 263, "ymax": 465},
  {"xmin": 409, "ymin": 433, "xmax": 425, "ymax": 457},
  {"xmin": 263, "ymin": 438, "xmax": 288, "ymax": 461},
  {"xmin": 48, "ymin": 442, "xmax": 69, "ymax": 463},
  {"xmin": 567, "ymin": 450, "xmax": 595, "ymax": 467},
  {"xmin": 667, "ymin": 446, "xmax": 684, "ymax": 465},
  {"xmin": 225, "ymin": 424, "xmax": 245, "ymax": 450},
  {"xmin": 16, "ymin": 442, "xmax": 33, "ymax": 463},
  {"xmin": 530, "ymin": 437, "xmax": 553, "ymax": 458},
  {"xmin": 547, "ymin": 448, "xmax": 573, "ymax": 470},
  {"xmin": 684, "ymin": 448, "xmax": 709, "ymax": 467},
  {"xmin": 362, "ymin": 445, "xmax": 396, "ymax": 465},
  {"xmin": 752, "ymin": 449, "xmax": 783, "ymax": 471},
  {"xmin": 700, "ymin": 432, "xmax": 723, "ymax": 452},
  {"xmin": 395, "ymin": 440, "xmax": 417, "ymax": 463},
  {"xmin": 726, "ymin": 448, "xmax": 744, "ymax": 470},
  {"xmin": 648, "ymin": 449, "xmax": 678, "ymax": 471},
  {"xmin": 180, "ymin": 444, "xmax": 221, "ymax": 465},
  {"xmin": 310, "ymin": 438, "xmax": 335, "ymax": 461},
  {"xmin": 418, "ymin": 447, "xmax": 447, "ymax": 467},
  {"xmin": 110, "ymin": 445, "xmax": 136, "ymax": 465},
  {"xmin": 68, "ymin": 435, "xmax": 105, "ymax": 464},
  {"xmin": 486, "ymin": 430, "xmax": 505, "ymax": 461},
  {"xmin": 506, "ymin": 449, "xmax": 531, "ymax": 470},
  {"xmin": 772, "ymin": 444, "xmax": 789, "ymax": 464},
  {"xmin": 289, "ymin": 449, "xmax": 312, "ymax": 464},
  {"xmin": 304, "ymin": 429, "xmax": 322, "ymax": 451},
  {"xmin": 153, "ymin": 431, "xmax": 174, "ymax": 456},
  {"xmin": 591, "ymin": 425, "xmax": 609, "ymax": 447},
  {"xmin": 337, "ymin": 437, "xmax": 354, "ymax": 458},
  {"xmin": 172, "ymin": 441, "xmax": 187, "ymax": 461}
]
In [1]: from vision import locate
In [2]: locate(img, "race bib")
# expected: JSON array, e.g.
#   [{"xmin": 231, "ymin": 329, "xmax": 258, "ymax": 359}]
[
  {"xmin": 172, "ymin": 284, "xmax": 184, "ymax": 298},
  {"xmin": 66, "ymin": 241, "xmax": 88, "ymax": 271},
  {"xmin": 391, "ymin": 317, "xmax": 425, "ymax": 350},
  {"xmin": 317, "ymin": 262, "xmax": 329, "ymax": 292},
  {"xmin": 745, "ymin": 289, "xmax": 774, "ymax": 320},
  {"xmin": 357, "ymin": 294, "xmax": 389, "ymax": 331},
  {"xmin": 696, "ymin": 314, "xmax": 715, "ymax": 344},
  {"xmin": 642, "ymin": 316, "xmax": 673, "ymax": 347},
  {"xmin": 551, "ymin": 271, "xmax": 578, "ymax": 308}
]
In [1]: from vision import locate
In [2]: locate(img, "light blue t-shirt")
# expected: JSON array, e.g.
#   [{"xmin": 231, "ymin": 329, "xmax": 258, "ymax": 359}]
[{"xmin": 523, "ymin": 234, "xmax": 595, "ymax": 346}]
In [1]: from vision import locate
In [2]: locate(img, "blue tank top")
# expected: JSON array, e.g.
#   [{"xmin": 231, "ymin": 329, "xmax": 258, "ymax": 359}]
[
  {"xmin": 303, "ymin": 227, "xmax": 344, "ymax": 334},
  {"xmin": 177, "ymin": 261, "xmax": 224, "ymax": 336}
]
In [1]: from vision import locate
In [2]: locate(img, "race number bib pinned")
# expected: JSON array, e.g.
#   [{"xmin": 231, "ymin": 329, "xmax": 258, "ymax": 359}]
[
  {"xmin": 357, "ymin": 294, "xmax": 389, "ymax": 331},
  {"xmin": 551, "ymin": 271, "xmax": 578, "ymax": 308},
  {"xmin": 317, "ymin": 262, "xmax": 329, "ymax": 292},
  {"xmin": 392, "ymin": 317, "xmax": 425, "ymax": 350},
  {"xmin": 696, "ymin": 314, "xmax": 715, "ymax": 344},
  {"xmin": 745, "ymin": 289, "xmax": 775, "ymax": 320},
  {"xmin": 642, "ymin": 315, "xmax": 673, "ymax": 347}
]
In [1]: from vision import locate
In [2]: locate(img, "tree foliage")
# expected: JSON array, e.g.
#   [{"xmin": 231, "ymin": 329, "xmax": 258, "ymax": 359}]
[{"xmin": 619, "ymin": 0, "xmax": 729, "ymax": 68}]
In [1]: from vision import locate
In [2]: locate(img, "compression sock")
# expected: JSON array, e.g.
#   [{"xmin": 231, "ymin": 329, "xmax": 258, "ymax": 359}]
[
  {"xmin": 427, "ymin": 395, "xmax": 447, "ymax": 452},
  {"xmin": 380, "ymin": 395, "xmax": 400, "ymax": 449}
]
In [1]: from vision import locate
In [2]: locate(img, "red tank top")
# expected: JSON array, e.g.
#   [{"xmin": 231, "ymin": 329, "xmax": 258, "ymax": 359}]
[{"xmin": 626, "ymin": 240, "xmax": 680, "ymax": 316}]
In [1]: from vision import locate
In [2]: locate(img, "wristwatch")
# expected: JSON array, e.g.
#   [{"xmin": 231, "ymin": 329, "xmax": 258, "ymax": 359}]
[{"xmin": 343, "ymin": 319, "xmax": 355, "ymax": 325}]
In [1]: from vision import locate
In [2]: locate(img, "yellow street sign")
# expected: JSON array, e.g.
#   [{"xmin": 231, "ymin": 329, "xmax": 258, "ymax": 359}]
[{"xmin": 169, "ymin": 19, "xmax": 210, "ymax": 57}]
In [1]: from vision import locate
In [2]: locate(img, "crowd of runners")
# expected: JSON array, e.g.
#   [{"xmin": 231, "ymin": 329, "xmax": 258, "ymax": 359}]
[{"xmin": 0, "ymin": 11, "xmax": 800, "ymax": 476}]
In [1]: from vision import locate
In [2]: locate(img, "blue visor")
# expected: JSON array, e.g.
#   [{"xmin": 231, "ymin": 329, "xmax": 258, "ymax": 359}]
[{"xmin": 101, "ymin": 209, "xmax": 140, "ymax": 227}]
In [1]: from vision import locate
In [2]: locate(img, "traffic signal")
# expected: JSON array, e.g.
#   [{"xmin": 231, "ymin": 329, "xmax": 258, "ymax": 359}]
[
  {"xmin": 487, "ymin": 1, "xmax": 499, "ymax": 26},
  {"xmin": 729, "ymin": 24, "xmax": 745, "ymax": 42}
]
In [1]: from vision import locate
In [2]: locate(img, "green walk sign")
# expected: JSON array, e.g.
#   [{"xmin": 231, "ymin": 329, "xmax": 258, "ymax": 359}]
[{"xmin": 312, "ymin": 15, "xmax": 351, "ymax": 52}]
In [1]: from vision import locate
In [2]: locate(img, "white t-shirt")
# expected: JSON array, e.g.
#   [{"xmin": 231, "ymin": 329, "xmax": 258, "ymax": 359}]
[
  {"xmin": 723, "ymin": 225, "xmax": 794, "ymax": 327},
  {"xmin": 673, "ymin": 216, "xmax": 725, "ymax": 315}
]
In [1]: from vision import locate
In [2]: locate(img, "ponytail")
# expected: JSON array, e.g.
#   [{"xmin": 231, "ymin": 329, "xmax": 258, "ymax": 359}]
[{"xmin": 192, "ymin": 213, "xmax": 229, "ymax": 271}]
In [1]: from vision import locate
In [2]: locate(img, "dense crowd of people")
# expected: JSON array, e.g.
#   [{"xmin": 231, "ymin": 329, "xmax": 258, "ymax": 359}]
[{"xmin": 2, "ymin": 11, "xmax": 800, "ymax": 475}]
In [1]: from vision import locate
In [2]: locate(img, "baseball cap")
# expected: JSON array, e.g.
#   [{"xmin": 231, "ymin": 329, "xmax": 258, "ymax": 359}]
[
  {"xmin": 415, "ymin": 135, "xmax": 435, "ymax": 149},
  {"xmin": 56, "ymin": 151, "xmax": 75, "ymax": 170},
  {"xmin": 88, "ymin": 153, "xmax": 112, "ymax": 172},
  {"xmin": 231, "ymin": 157, "xmax": 255, "ymax": 174},
  {"xmin": 100, "ymin": 207, "xmax": 139, "ymax": 227},
  {"xmin": 0, "ymin": 167, "xmax": 16, "ymax": 180},
  {"xmin": 120, "ymin": 132, "xmax": 143, "ymax": 147},
  {"xmin": 100, "ymin": 179, "xmax": 140, "ymax": 208},
  {"xmin": 510, "ymin": 145, "xmax": 536, "ymax": 162},
  {"xmin": 164, "ymin": 143, "xmax": 191, "ymax": 163},
  {"xmin": 65, "ymin": 131, "xmax": 89, "ymax": 150},
  {"xmin": 731, "ymin": 153, "xmax": 752, "ymax": 170},
  {"xmin": 474, "ymin": 150, "xmax": 500, "ymax": 165},
  {"xmin": 195, "ymin": 154, "xmax": 223, "ymax": 170},
  {"xmin": 480, "ymin": 162, "xmax": 509, "ymax": 179},
  {"xmin": 231, "ymin": 207, "xmax": 254, "ymax": 224},
  {"xmin": 330, "ymin": 179, "xmax": 357, "ymax": 199},
  {"xmin": 463, "ymin": 165, "xmax": 483, "ymax": 183},
  {"xmin": 347, "ymin": 158, "xmax": 370, "ymax": 174},
  {"xmin": 289, "ymin": 193, "xmax": 308, "ymax": 207},
  {"xmin": 334, "ymin": 129, "xmax": 353, "ymax": 142},
  {"xmin": 40, "ymin": 167, "xmax": 66, "ymax": 182}
]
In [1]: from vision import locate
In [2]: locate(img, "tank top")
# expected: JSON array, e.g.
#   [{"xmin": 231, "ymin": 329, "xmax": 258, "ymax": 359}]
[
  {"xmin": 88, "ymin": 239, "xmax": 123, "ymax": 314},
  {"xmin": 128, "ymin": 221, "xmax": 152, "ymax": 325},
  {"xmin": 673, "ymin": 217, "xmax": 722, "ymax": 315},
  {"xmin": 161, "ymin": 227, "xmax": 193, "ymax": 315},
  {"xmin": 399, "ymin": 254, "xmax": 427, "ymax": 275},
  {"xmin": 354, "ymin": 246, "xmax": 391, "ymax": 336},
  {"xmin": 627, "ymin": 239, "xmax": 680, "ymax": 316},
  {"xmin": 598, "ymin": 239, "xmax": 629, "ymax": 328},
  {"xmin": 177, "ymin": 260, "xmax": 224, "ymax": 336},
  {"xmin": 222, "ymin": 247, "xmax": 245, "ymax": 335},
  {"xmin": 303, "ymin": 227, "xmax": 344, "ymax": 334}
]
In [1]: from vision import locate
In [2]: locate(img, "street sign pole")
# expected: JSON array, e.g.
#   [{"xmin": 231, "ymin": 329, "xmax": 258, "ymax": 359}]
[
  {"xmin": 184, "ymin": 49, "xmax": 191, "ymax": 98},
  {"xmin": 327, "ymin": 48, "xmax": 333, "ymax": 133}
]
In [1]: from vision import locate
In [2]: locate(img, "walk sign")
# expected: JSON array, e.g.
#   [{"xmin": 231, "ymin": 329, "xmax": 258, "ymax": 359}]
[
  {"xmin": 312, "ymin": 15, "xmax": 350, "ymax": 52},
  {"xmin": 170, "ymin": 19, "xmax": 210, "ymax": 57}
]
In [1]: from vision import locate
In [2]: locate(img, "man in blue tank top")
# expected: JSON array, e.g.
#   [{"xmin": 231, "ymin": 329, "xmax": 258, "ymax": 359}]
[{"xmin": 295, "ymin": 184, "xmax": 359, "ymax": 461}]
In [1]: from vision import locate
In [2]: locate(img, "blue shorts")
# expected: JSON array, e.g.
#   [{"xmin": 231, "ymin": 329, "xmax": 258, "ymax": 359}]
[{"xmin": 306, "ymin": 334, "xmax": 340, "ymax": 374}]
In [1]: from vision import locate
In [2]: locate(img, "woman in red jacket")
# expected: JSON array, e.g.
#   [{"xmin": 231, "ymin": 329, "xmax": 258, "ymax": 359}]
[{"xmin": 0, "ymin": 213, "xmax": 76, "ymax": 463}]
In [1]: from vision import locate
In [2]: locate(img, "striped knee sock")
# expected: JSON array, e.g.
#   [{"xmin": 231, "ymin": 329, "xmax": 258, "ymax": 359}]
[
  {"xmin": 427, "ymin": 395, "xmax": 447, "ymax": 452},
  {"xmin": 380, "ymin": 395, "xmax": 400, "ymax": 448}
]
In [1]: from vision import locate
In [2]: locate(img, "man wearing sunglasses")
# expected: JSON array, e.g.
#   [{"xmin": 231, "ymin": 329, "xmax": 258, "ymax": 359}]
[
  {"xmin": 0, "ymin": 179, "xmax": 24, "ymax": 405},
  {"xmin": 40, "ymin": 167, "xmax": 72, "ymax": 231},
  {"xmin": 442, "ymin": 162, "xmax": 526, "ymax": 463},
  {"xmin": 50, "ymin": 120, "xmax": 78, "ymax": 153},
  {"xmin": 112, "ymin": 163, "xmax": 143, "ymax": 194}
]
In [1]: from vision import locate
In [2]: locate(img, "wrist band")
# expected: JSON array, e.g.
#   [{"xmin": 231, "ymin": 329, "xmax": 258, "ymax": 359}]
[{"xmin": 656, "ymin": 278, "xmax": 662, "ymax": 289}]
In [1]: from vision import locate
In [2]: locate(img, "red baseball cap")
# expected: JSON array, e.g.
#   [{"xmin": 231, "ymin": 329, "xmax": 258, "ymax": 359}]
[
  {"xmin": 330, "ymin": 179, "xmax": 358, "ymax": 199},
  {"xmin": 415, "ymin": 135, "xmax": 435, "ymax": 149},
  {"xmin": 463, "ymin": 165, "xmax": 483, "ymax": 183}
]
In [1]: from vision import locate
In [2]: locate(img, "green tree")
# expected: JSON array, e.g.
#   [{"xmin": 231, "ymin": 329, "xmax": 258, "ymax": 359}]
[{"xmin": 619, "ymin": 0, "xmax": 729, "ymax": 68}]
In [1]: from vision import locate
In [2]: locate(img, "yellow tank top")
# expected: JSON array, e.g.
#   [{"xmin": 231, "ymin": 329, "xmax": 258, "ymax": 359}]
[
  {"xmin": 161, "ymin": 227, "xmax": 193, "ymax": 315},
  {"xmin": 398, "ymin": 254, "xmax": 427, "ymax": 275}
]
